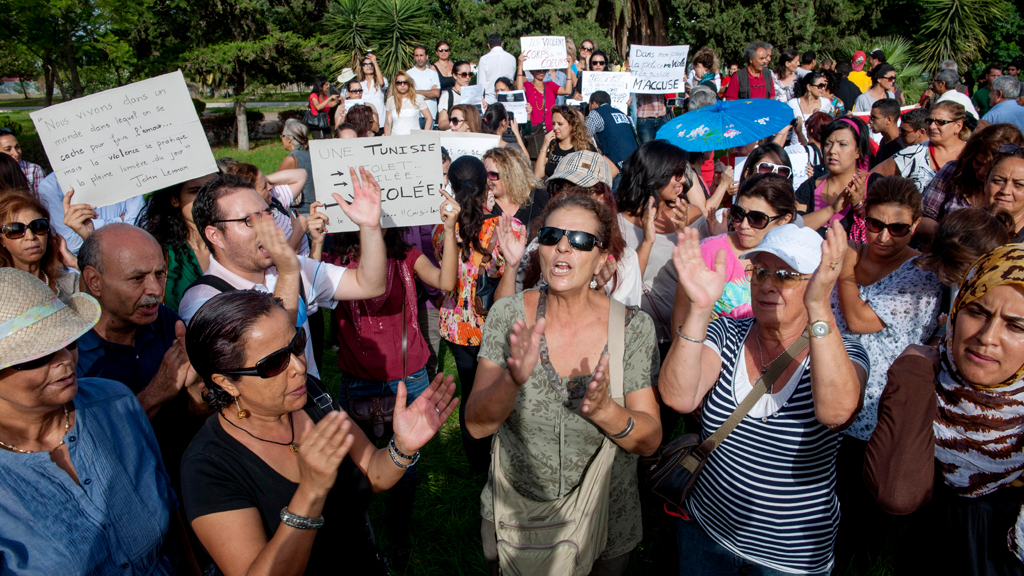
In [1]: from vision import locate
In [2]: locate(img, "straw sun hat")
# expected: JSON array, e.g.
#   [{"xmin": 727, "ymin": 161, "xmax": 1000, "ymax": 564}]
[{"xmin": 0, "ymin": 268, "xmax": 100, "ymax": 370}]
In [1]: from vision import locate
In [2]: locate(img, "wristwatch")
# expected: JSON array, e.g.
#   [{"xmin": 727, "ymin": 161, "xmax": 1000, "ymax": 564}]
[{"xmin": 809, "ymin": 319, "xmax": 835, "ymax": 339}]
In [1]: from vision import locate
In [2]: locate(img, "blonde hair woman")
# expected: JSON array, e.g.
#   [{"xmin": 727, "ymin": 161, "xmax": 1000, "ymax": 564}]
[
  {"xmin": 483, "ymin": 147, "xmax": 544, "ymax": 227},
  {"xmin": 384, "ymin": 71, "xmax": 432, "ymax": 135}
]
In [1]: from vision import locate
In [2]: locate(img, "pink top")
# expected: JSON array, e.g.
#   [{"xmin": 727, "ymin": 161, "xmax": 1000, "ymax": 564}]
[
  {"xmin": 525, "ymin": 81, "xmax": 561, "ymax": 130},
  {"xmin": 700, "ymin": 234, "xmax": 752, "ymax": 320}
]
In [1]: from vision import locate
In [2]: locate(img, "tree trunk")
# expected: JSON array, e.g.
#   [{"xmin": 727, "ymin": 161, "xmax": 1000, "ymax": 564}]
[
  {"xmin": 19, "ymin": 79, "xmax": 28, "ymax": 99},
  {"xmin": 54, "ymin": 71, "xmax": 68, "ymax": 102},
  {"xmin": 61, "ymin": 21, "xmax": 85, "ymax": 97},
  {"xmin": 234, "ymin": 70, "xmax": 249, "ymax": 151}
]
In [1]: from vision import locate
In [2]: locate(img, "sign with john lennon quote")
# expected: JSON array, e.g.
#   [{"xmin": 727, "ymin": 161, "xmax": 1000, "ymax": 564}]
[
  {"xmin": 629, "ymin": 45, "xmax": 689, "ymax": 93},
  {"xmin": 310, "ymin": 131, "xmax": 444, "ymax": 233},
  {"xmin": 30, "ymin": 70, "xmax": 216, "ymax": 207}
]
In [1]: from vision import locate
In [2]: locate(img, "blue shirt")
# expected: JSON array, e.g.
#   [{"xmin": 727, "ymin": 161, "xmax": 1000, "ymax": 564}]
[
  {"xmin": 982, "ymin": 99, "xmax": 1024, "ymax": 132},
  {"xmin": 77, "ymin": 305, "xmax": 180, "ymax": 394},
  {"xmin": 0, "ymin": 378, "xmax": 176, "ymax": 575},
  {"xmin": 37, "ymin": 173, "xmax": 146, "ymax": 255}
]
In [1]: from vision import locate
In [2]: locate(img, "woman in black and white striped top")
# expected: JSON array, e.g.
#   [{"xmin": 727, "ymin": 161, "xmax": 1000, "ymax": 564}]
[{"xmin": 660, "ymin": 221, "xmax": 869, "ymax": 575}]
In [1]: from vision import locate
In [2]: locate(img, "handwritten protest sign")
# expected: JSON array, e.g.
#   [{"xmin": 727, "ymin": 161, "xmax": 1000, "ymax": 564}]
[
  {"xmin": 496, "ymin": 91, "xmax": 528, "ymax": 124},
  {"xmin": 581, "ymin": 72, "xmax": 632, "ymax": 113},
  {"xmin": 629, "ymin": 45, "xmax": 689, "ymax": 93},
  {"xmin": 520, "ymin": 36, "xmax": 567, "ymax": 71},
  {"xmin": 29, "ymin": 70, "xmax": 216, "ymax": 207},
  {"xmin": 439, "ymin": 131, "xmax": 501, "ymax": 161},
  {"xmin": 310, "ymin": 132, "xmax": 444, "ymax": 232}
]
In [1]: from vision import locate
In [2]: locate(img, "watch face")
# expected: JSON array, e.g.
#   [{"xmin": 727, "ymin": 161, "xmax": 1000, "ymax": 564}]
[{"xmin": 811, "ymin": 321, "xmax": 829, "ymax": 338}]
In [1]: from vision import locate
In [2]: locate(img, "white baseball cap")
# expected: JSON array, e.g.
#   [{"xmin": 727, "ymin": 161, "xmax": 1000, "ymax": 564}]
[{"xmin": 738, "ymin": 224, "xmax": 823, "ymax": 274}]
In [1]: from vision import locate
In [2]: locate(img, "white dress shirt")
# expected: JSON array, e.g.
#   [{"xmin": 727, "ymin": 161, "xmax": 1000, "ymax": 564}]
[{"xmin": 477, "ymin": 46, "xmax": 517, "ymax": 104}]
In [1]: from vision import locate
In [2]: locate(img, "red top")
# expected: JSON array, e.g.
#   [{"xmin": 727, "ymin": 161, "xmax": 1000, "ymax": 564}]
[
  {"xmin": 525, "ymin": 81, "xmax": 561, "ymax": 130},
  {"xmin": 329, "ymin": 248, "xmax": 429, "ymax": 381},
  {"xmin": 309, "ymin": 93, "xmax": 330, "ymax": 116},
  {"xmin": 724, "ymin": 69, "xmax": 770, "ymax": 100}
]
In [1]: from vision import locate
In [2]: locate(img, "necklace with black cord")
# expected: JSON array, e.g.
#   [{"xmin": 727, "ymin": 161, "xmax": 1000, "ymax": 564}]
[{"xmin": 219, "ymin": 410, "xmax": 299, "ymax": 455}]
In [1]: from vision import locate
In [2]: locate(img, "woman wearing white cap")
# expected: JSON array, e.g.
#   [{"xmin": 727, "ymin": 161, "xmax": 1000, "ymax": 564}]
[
  {"xmin": 0, "ymin": 268, "xmax": 197, "ymax": 574},
  {"xmin": 660, "ymin": 221, "xmax": 868, "ymax": 575}
]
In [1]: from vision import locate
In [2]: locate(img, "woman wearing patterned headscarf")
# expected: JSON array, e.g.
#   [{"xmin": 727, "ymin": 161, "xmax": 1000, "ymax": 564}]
[{"xmin": 864, "ymin": 243, "xmax": 1024, "ymax": 575}]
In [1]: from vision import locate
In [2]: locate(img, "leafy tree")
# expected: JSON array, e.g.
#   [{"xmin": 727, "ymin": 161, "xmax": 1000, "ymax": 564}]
[
  {"xmin": 325, "ymin": 0, "xmax": 434, "ymax": 78},
  {"xmin": 915, "ymin": 0, "xmax": 1012, "ymax": 71},
  {"xmin": 0, "ymin": 40, "xmax": 41, "ymax": 99}
]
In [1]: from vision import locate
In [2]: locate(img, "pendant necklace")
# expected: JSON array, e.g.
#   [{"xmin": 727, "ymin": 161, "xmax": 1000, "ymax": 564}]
[{"xmin": 220, "ymin": 411, "xmax": 299, "ymax": 455}]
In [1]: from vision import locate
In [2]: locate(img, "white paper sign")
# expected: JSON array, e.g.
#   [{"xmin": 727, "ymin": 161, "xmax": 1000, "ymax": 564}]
[
  {"xmin": 629, "ymin": 45, "xmax": 689, "ymax": 94},
  {"xmin": 520, "ymin": 36, "xmax": 567, "ymax": 71},
  {"xmin": 496, "ymin": 91, "xmax": 528, "ymax": 124},
  {"xmin": 734, "ymin": 157, "xmax": 746, "ymax": 182},
  {"xmin": 439, "ymin": 131, "xmax": 501, "ymax": 161},
  {"xmin": 344, "ymin": 98, "xmax": 367, "ymax": 110},
  {"xmin": 581, "ymin": 72, "xmax": 632, "ymax": 113},
  {"xmin": 789, "ymin": 151, "xmax": 810, "ymax": 189},
  {"xmin": 310, "ymin": 132, "xmax": 444, "ymax": 232},
  {"xmin": 29, "ymin": 70, "xmax": 216, "ymax": 207},
  {"xmin": 460, "ymin": 85, "xmax": 484, "ymax": 105}
]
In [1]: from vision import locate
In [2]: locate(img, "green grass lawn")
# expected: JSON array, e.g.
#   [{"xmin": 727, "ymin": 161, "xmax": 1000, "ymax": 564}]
[{"xmin": 212, "ymin": 140, "xmax": 290, "ymax": 174}]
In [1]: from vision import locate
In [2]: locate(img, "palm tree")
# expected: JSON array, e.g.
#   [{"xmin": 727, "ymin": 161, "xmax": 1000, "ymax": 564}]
[
  {"xmin": 873, "ymin": 36, "xmax": 929, "ymax": 103},
  {"xmin": 916, "ymin": 0, "xmax": 1011, "ymax": 72},
  {"xmin": 325, "ymin": 0, "xmax": 433, "ymax": 79}
]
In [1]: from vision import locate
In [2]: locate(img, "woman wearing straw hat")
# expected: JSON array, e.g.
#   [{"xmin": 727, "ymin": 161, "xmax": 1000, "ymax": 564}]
[{"xmin": 0, "ymin": 268, "xmax": 197, "ymax": 574}]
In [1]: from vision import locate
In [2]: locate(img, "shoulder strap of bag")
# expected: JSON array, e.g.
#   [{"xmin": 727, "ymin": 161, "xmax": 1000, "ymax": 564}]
[
  {"xmin": 608, "ymin": 299, "xmax": 626, "ymax": 406},
  {"xmin": 697, "ymin": 331, "xmax": 809, "ymax": 457}
]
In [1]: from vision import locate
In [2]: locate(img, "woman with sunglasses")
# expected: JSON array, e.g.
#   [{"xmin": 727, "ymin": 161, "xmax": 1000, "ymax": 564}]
[
  {"xmin": 788, "ymin": 72, "xmax": 834, "ymax": 146},
  {"xmin": 661, "ymin": 222, "xmax": 868, "ymax": 576},
  {"xmin": 357, "ymin": 52, "xmax": 388, "ymax": 121},
  {"xmin": 466, "ymin": 193, "xmax": 662, "ymax": 575},
  {"xmin": 984, "ymin": 145, "xmax": 1024, "ymax": 241},
  {"xmin": 340, "ymin": 102, "xmax": 378, "ymax": 137},
  {"xmin": 864, "ymin": 244, "xmax": 1024, "ymax": 574},
  {"xmin": 431, "ymin": 41, "xmax": 455, "ymax": 92},
  {"xmin": 448, "ymin": 104, "xmax": 482, "ymax": 134},
  {"xmin": 436, "ymin": 61, "xmax": 474, "ymax": 131},
  {"xmin": 384, "ymin": 71, "xmax": 432, "ymax": 136},
  {"xmin": 516, "ymin": 52, "xmax": 575, "ymax": 135},
  {"xmin": 853, "ymin": 64, "xmax": 897, "ymax": 113},
  {"xmin": 180, "ymin": 290, "xmax": 457, "ymax": 576},
  {"xmin": 571, "ymin": 50, "xmax": 610, "ymax": 101},
  {"xmin": 432, "ymin": 156, "xmax": 523, "ymax": 474},
  {"xmin": 690, "ymin": 173, "xmax": 796, "ymax": 322},
  {"xmin": 797, "ymin": 117, "xmax": 874, "ymax": 238},
  {"xmin": 0, "ymin": 268, "xmax": 198, "ymax": 575},
  {"xmin": 0, "ymin": 190, "xmax": 79, "ymax": 301},
  {"xmin": 871, "ymin": 101, "xmax": 969, "ymax": 192},
  {"xmin": 829, "ymin": 177, "xmax": 942, "ymax": 563}
]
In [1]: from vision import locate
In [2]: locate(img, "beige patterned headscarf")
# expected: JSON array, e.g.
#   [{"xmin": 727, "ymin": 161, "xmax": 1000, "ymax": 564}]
[{"xmin": 935, "ymin": 244, "xmax": 1024, "ymax": 497}]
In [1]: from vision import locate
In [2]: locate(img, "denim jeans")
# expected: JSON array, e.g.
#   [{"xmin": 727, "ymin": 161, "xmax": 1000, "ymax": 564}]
[
  {"xmin": 338, "ymin": 367, "xmax": 430, "ymax": 408},
  {"xmin": 636, "ymin": 114, "xmax": 669, "ymax": 143},
  {"xmin": 676, "ymin": 516, "xmax": 831, "ymax": 576}
]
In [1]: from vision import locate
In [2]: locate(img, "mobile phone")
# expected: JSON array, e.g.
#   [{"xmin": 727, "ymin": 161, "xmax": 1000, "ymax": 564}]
[{"xmin": 507, "ymin": 110, "xmax": 516, "ymax": 122}]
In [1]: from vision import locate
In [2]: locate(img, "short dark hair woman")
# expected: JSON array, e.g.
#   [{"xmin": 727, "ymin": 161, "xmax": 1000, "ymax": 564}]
[
  {"xmin": 307, "ymin": 75, "xmax": 339, "ymax": 139},
  {"xmin": 181, "ymin": 290, "xmax": 457, "ymax": 575}
]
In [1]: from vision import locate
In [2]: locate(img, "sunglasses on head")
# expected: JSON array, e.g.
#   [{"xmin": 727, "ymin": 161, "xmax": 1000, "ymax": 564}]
[
  {"xmin": 486, "ymin": 171, "xmax": 501, "ymax": 181},
  {"xmin": 729, "ymin": 204, "xmax": 785, "ymax": 229},
  {"xmin": 220, "ymin": 329, "xmax": 307, "ymax": 379},
  {"xmin": 997, "ymin": 144, "xmax": 1024, "ymax": 156},
  {"xmin": 537, "ymin": 226, "xmax": 604, "ymax": 251},
  {"xmin": 925, "ymin": 118, "xmax": 955, "ymax": 126},
  {"xmin": 2, "ymin": 218, "xmax": 50, "ymax": 239},
  {"xmin": 12, "ymin": 340, "xmax": 78, "ymax": 371},
  {"xmin": 756, "ymin": 161, "xmax": 792, "ymax": 178},
  {"xmin": 747, "ymin": 264, "xmax": 809, "ymax": 288},
  {"xmin": 864, "ymin": 217, "xmax": 912, "ymax": 237}
]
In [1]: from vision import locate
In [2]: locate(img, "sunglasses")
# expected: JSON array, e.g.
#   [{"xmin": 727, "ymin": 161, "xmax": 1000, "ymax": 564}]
[
  {"xmin": 348, "ymin": 89, "xmax": 363, "ymax": 94},
  {"xmin": 581, "ymin": 46, "xmax": 594, "ymax": 51},
  {"xmin": 590, "ymin": 60, "xmax": 607, "ymax": 66},
  {"xmin": 396, "ymin": 80, "xmax": 408, "ymax": 85},
  {"xmin": 212, "ymin": 208, "xmax": 278, "ymax": 228},
  {"xmin": 450, "ymin": 117, "xmax": 464, "ymax": 125},
  {"xmin": 2, "ymin": 218, "xmax": 50, "ymax": 239},
  {"xmin": 810, "ymin": 83, "xmax": 828, "ymax": 89},
  {"xmin": 456, "ymin": 72, "xmax": 472, "ymax": 78},
  {"xmin": 12, "ymin": 340, "xmax": 78, "ymax": 371},
  {"xmin": 925, "ymin": 118, "xmax": 955, "ymax": 126},
  {"xmin": 729, "ymin": 205, "xmax": 785, "ymax": 229},
  {"xmin": 755, "ymin": 161, "xmax": 792, "ymax": 178},
  {"xmin": 437, "ymin": 47, "xmax": 450, "ymax": 53},
  {"xmin": 864, "ymin": 217, "xmax": 912, "ymax": 237},
  {"xmin": 882, "ymin": 75, "xmax": 896, "ymax": 81},
  {"xmin": 486, "ymin": 171, "xmax": 501, "ymax": 181},
  {"xmin": 220, "ymin": 329, "xmax": 307, "ymax": 379},
  {"xmin": 747, "ymin": 264, "xmax": 810, "ymax": 288},
  {"xmin": 362, "ymin": 62, "xmax": 374, "ymax": 67},
  {"xmin": 997, "ymin": 144, "xmax": 1024, "ymax": 155},
  {"xmin": 537, "ymin": 226, "xmax": 604, "ymax": 251}
]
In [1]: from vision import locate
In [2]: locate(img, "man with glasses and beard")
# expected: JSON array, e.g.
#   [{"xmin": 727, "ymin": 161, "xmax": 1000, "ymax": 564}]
[{"xmin": 76, "ymin": 223, "xmax": 208, "ymax": 487}]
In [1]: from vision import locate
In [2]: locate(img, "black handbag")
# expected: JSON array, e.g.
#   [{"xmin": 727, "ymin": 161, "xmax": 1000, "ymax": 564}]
[
  {"xmin": 640, "ymin": 333, "xmax": 809, "ymax": 509},
  {"xmin": 302, "ymin": 107, "xmax": 330, "ymax": 131}
]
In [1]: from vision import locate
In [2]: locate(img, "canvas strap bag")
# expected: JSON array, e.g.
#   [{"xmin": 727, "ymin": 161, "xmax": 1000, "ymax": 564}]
[{"xmin": 492, "ymin": 299, "xmax": 627, "ymax": 575}]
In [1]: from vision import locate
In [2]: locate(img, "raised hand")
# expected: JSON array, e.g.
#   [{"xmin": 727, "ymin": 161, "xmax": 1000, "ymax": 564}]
[
  {"xmin": 804, "ymin": 220, "xmax": 849, "ymax": 308},
  {"xmin": 439, "ymin": 188, "xmax": 461, "ymax": 230},
  {"xmin": 580, "ymin": 353, "xmax": 612, "ymax": 418},
  {"xmin": 845, "ymin": 170, "xmax": 867, "ymax": 208},
  {"xmin": 594, "ymin": 255, "xmax": 617, "ymax": 290},
  {"xmin": 495, "ymin": 213, "xmax": 525, "ymax": 267},
  {"xmin": 672, "ymin": 227, "xmax": 727, "ymax": 310},
  {"xmin": 506, "ymin": 317, "xmax": 545, "ymax": 386},
  {"xmin": 333, "ymin": 167, "xmax": 382, "ymax": 230},
  {"xmin": 62, "ymin": 189, "xmax": 97, "ymax": 240},
  {"xmin": 252, "ymin": 211, "xmax": 299, "ymax": 275},
  {"xmin": 670, "ymin": 200, "xmax": 691, "ymax": 236},
  {"xmin": 307, "ymin": 202, "xmax": 328, "ymax": 244},
  {"xmin": 56, "ymin": 234, "xmax": 79, "ymax": 271},
  {"xmin": 641, "ymin": 196, "xmax": 657, "ymax": 244},
  {"xmin": 706, "ymin": 206, "xmax": 729, "ymax": 237},
  {"xmin": 392, "ymin": 373, "xmax": 459, "ymax": 454},
  {"xmin": 296, "ymin": 410, "xmax": 355, "ymax": 497},
  {"xmin": 542, "ymin": 129, "xmax": 557, "ymax": 146}
]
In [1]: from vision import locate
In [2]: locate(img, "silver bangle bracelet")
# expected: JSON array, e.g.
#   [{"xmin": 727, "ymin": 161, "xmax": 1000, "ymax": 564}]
[
  {"xmin": 676, "ymin": 326, "xmax": 706, "ymax": 344},
  {"xmin": 608, "ymin": 416, "xmax": 634, "ymax": 439},
  {"xmin": 280, "ymin": 506, "xmax": 324, "ymax": 530},
  {"xmin": 388, "ymin": 442, "xmax": 420, "ymax": 468}
]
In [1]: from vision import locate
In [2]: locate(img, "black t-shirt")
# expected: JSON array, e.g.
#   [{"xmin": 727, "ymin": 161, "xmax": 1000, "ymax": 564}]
[
  {"xmin": 544, "ymin": 143, "xmax": 577, "ymax": 177},
  {"xmin": 180, "ymin": 381, "xmax": 381, "ymax": 574},
  {"xmin": 872, "ymin": 137, "xmax": 907, "ymax": 168},
  {"xmin": 490, "ymin": 188, "xmax": 550, "ymax": 237}
]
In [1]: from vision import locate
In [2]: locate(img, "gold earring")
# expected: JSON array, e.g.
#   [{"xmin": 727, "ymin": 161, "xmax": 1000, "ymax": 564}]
[{"xmin": 235, "ymin": 398, "xmax": 250, "ymax": 419}]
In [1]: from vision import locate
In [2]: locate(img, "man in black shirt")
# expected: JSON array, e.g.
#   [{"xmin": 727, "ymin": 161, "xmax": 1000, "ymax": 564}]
[
  {"xmin": 834, "ymin": 61, "xmax": 862, "ymax": 113},
  {"xmin": 869, "ymin": 98, "xmax": 904, "ymax": 168}
]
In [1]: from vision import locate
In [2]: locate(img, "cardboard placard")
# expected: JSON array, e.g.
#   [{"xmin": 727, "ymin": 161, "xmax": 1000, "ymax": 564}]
[
  {"xmin": 439, "ymin": 131, "xmax": 501, "ymax": 161},
  {"xmin": 581, "ymin": 72, "xmax": 632, "ymax": 113},
  {"xmin": 496, "ymin": 90, "xmax": 528, "ymax": 124},
  {"xmin": 520, "ymin": 36, "xmax": 568, "ymax": 71},
  {"xmin": 310, "ymin": 132, "xmax": 444, "ymax": 232},
  {"xmin": 29, "ymin": 70, "xmax": 216, "ymax": 207},
  {"xmin": 629, "ymin": 45, "xmax": 690, "ymax": 94}
]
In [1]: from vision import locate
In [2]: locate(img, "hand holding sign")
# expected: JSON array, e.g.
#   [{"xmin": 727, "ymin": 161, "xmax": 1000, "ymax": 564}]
[
  {"xmin": 439, "ymin": 189, "xmax": 461, "ymax": 230},
  {"xmin": 333, "ymin": 167, "xmax": 384, "ymax": 230},
  {"xmin": 307, "ymin": 202, "xmax": 329, "ymax": 244}
]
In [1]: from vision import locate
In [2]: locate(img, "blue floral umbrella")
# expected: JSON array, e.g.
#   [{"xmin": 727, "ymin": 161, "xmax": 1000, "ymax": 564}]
[{"xmin": 655, "ymin": 99, "xmax": 796, "ymax": 152}]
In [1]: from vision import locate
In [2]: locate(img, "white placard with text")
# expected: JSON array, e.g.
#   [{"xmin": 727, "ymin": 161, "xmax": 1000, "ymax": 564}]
[
  {"xmin": 496, "ymin": 91, "xmax": 528, "ymax": 124},
  {"xmin": 629, "ymin": 45, "xmax": 690, "ymax": 93},
  {"xmin": 520, "ymin": 36, "xmax": 568, "ymax": 71},
  {"xmin": 582, "ymin": 72, "xmax": 632, "ymax": 113},
  {"xmin": 439, "ymin": 131, "xmax": 501, "ymax": 161}
]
